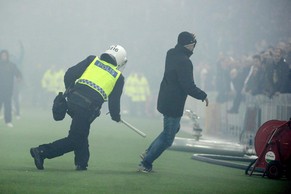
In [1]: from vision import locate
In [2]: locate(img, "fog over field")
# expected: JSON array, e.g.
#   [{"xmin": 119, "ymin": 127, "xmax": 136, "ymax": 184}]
[{"xmin": 1, "ymin": 0, "xmax": 290, "ymax": 108}]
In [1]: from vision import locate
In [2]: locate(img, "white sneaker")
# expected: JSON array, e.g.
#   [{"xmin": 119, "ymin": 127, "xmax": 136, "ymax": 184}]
[
  {"xmin": 137, "ymin": 163, "xmax": 152, "ymax": 173},
  {"xmin": 6, "ymin": 123, "xmax": 13, "ymax": 128}
]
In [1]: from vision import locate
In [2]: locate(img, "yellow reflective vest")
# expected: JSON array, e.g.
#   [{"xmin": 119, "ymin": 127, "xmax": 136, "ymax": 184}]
[
  {"xmin": 124, "ymin": 73, "xmax": 151, "ymax": 102},
  {"xmin": 41, "ymin": 68, "xmax": 65, "ymax": 94},
  {"xmin": 76, "ymin": 57, "xmax": 121, "ymax": 101}
]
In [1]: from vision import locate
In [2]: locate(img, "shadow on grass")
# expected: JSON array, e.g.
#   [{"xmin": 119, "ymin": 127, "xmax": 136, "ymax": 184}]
[{"xmin": 3, "ymin": 166, "xmax": 156, "ymax": 176}]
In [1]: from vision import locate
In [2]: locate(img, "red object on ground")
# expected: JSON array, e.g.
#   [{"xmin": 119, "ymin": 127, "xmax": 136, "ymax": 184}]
[{"xmin": 250, "ymin": 119, "xmax": 291, "ymax": 179}]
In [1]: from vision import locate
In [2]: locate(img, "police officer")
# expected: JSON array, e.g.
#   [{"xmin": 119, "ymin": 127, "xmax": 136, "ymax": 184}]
[
  {"xmin": 30, "ymin": 45, "xmax": 127, "ymax": 170},
  {"xmin": 124, "ymin": 72, "xmax": 151, "ymax": 116}
]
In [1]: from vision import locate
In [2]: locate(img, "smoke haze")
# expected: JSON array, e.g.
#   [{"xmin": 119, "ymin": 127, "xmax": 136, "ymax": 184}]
[{"xmin": 1, "ymin": 0, "xmax": 290, "ymax": 106}]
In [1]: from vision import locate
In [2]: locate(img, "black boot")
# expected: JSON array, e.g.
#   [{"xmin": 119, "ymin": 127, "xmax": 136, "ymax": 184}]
[
  {"xmin": 75, "ymin": 165, "xmax": 87, "ymax": 171},
  {"xmin": 30, "ymin": 147, "xmax": 45, "ymax": 170}
]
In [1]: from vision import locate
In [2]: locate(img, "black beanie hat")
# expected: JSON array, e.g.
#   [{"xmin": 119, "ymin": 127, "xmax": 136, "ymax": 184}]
[{"xmin": 177, "ymin": 31, "xmax": 196, "ymax": 46}]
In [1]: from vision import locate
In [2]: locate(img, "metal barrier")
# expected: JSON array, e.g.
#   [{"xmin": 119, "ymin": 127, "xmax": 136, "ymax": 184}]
[
  {"xmin": 204, "ymin": 93, "xmax": 291, "ymax": 144},
  {"xmin": 243, "ymin": 93, "xmax": 291, "ymax": 128}
]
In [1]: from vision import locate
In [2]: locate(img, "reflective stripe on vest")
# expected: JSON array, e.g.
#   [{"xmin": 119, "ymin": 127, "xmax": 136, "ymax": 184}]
[{"xmin": 76, "ymin": 57, "xmax": 121, "ymax": 101}]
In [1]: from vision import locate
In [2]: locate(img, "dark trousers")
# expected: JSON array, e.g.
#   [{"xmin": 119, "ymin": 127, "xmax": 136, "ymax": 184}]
[
  {"xmin": 0, "ymin": 93, "xmax": 12, "ymax": 123},
  {"xmin": 39, "ymin": 101, "xmax": 95, "ymax": 167},
  {"xmin": 142, "ymin": 116, "xmax": 181, "ymax": 169},
  {"xmin": 12, "ymin": 86, "xmax": 20, "ymax": 116}
]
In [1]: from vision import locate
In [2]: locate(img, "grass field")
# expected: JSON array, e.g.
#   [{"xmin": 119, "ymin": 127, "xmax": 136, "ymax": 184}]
[{"xmin": 0, "ymin": 108, "xmax": 290, "ymax": 194}]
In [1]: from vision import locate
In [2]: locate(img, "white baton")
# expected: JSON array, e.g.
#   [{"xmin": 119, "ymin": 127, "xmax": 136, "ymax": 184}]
[{"xmin": 120, "ymin": 119, "xmax": 146, "ymax": 138}]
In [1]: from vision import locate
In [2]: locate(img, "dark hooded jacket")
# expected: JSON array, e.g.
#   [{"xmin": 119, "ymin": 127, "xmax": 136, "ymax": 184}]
[{"xmin": 157, "ymin": 44, "xmax": 207, "ymax": 117}]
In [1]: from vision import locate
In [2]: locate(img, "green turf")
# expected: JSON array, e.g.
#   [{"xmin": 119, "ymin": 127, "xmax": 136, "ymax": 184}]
[{"xmin": 0, "ymin": 108, "xmax": 290, "ymax": 194}]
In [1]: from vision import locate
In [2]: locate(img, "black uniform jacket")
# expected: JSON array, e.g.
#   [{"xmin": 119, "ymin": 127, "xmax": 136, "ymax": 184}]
[
  {"xmin": 157, "ymin": 44, "xmax": 207, "ymax": 117},
  {"xmin": 64, "ymin": 55, "xmax": 124, "ymax": 119}
]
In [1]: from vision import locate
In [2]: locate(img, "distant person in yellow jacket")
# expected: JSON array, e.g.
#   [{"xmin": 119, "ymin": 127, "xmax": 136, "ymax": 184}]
[
  {"xmin": 41, "ymin": 66, "xmax": 65, "ymax": 106},
  {"xmin": 124, "ymin": 72, "xmax": 151, "ymax": 116}
]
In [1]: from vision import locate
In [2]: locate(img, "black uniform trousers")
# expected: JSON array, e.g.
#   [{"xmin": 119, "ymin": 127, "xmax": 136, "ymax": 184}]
[{"xmin": 39, "ymin": 92, "xmax": 99, "ymax": 168}]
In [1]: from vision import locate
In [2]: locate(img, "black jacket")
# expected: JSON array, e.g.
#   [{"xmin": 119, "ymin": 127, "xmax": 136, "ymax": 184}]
[
  {"xmin": 0, "ymin": 60, "xmax": 22, "ymax": 97},
  {"xmin": 157, "ymin": 44, "xmax": 207, "ymax": 117},
  {"xmin": 64, "ymin": 55, "xmax": 124, "ymax": 119}
]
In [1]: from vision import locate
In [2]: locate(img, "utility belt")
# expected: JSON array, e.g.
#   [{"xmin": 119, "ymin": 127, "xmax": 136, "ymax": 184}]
[{"xmin": 67, "ymin": 90, "xmax": 101, "ymax": 122}]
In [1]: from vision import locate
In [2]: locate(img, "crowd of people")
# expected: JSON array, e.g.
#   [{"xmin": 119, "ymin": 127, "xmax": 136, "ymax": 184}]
[{"xmin": 194, "ymin": 40, "xmax": 291, "ymax": 114}]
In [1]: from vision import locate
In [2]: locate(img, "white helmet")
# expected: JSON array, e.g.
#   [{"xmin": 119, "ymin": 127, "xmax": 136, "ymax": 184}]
[{"xmin": 100, "ymin": 45, "xmax": 127, "ymax": 69}]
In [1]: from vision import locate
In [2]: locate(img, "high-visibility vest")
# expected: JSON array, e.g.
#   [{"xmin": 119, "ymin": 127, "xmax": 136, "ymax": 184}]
[
  {"xmin": 41, "ymin": 68, "xmax": 65, "ymax": 94},
  {"xmin": 41, "ymin": 69, "xmax": 54, "ymax": 92},
  {"xmin": 76, "ymin": 57, "xmax": 121, "ymax": 101},
  {"xmin": 124, "ymin": 73, "xmax": 137, "ymax": 98},
  {"xmin": 124, "ymin": 73, "xmax": 151, "ymax": 102}
]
